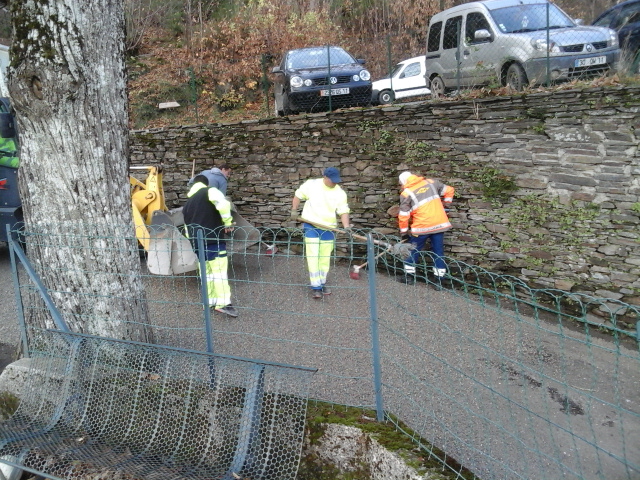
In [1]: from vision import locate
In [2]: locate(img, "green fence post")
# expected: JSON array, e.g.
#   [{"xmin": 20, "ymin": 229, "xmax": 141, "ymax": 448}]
[
  {"xmin": 546, "ymin": 2, "xmax": 551, "ymax": 87},
  {"xmin": 261, "ymin": 54, "xmax": 270, "ymax": 116},
  {"xmin": 326, "ymin": 45, "xmax": 332, "ymax": 112},
  {"xmin": 386, "ymin": 35, "xmax": 393, "ymax": 103},
  {"xmin": 188, "ymin": 67, "xmax": 199, "ymax": 123},
  {"xmin": 456, "ymin": 20, "xmax": 462, "ymax": 94}
]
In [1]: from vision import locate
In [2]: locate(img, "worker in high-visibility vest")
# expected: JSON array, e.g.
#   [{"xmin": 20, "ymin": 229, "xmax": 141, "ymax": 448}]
[
  {"xmin": 0, "ymin": 136, "xmax": 18, "ymax": 168},
  {"xmin": 290, "ymin": 167, "xmax": 351, "ymax": 300},
  {"xmin": 397, "ymin": 171, "xmax": 455, "ymax": 286},
  {"xmin": 182, "ymin": 174, "xmax": 238, "ymax": 318}
]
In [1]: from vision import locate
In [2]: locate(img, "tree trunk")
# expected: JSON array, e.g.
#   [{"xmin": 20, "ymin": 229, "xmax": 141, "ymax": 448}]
[{"xmin": 8, "ymin": 0, "xmax": 152, "ymax": 342}]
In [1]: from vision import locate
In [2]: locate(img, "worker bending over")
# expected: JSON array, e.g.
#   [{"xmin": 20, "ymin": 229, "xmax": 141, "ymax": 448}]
[
  {"xmin": 397, "ymin": 171, "xmax": 454, "ymax": 285},
  {"xmin": 183, "ymin": 174, "xmax": 238, "ymax": 317},
  {"xmin": 290, "ymin": 167, "xmax": 351, "ymax": 300},
  {"xmin": 188, "ymin": 164, "xmax": 231, "ymax": 195}
]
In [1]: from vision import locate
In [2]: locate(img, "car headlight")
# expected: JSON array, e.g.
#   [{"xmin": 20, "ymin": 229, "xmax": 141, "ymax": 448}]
[
  {"xmin": 290, "ymin": 76, "xmax": 303, "ymax": 88},
  {"xmin": 303, "ymin": 79, "xmax": 313, "ymax": 87},
  {"xmin": 359, "ymin": 69, "xmax": 371, "ymax": 81},
  {"xmin": 532, "ymin": 38, "xmax": 560, "ymax": 53},
  {"xmin": 609, "ymin": 29, "xmax": 619, "ymax": 47}
]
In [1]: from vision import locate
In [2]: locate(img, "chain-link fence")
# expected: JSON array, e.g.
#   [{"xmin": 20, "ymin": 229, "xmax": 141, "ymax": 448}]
[
  {"xmin": 0, "ymin": 329, "xmax": 315, "ymax": 480},
  {"xmin": 4, "ymin": 223, "xmax": 640, "ymax": 479}
]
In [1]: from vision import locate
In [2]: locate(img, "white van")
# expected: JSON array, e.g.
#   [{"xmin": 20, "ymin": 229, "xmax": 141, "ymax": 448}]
[
  {"xmin": 371, "ymin": 55, "xmax": 431, "ymax": 105},
  {"xmin": 424, "ymin": 0, "xmax": 620, "ymax": 95}
]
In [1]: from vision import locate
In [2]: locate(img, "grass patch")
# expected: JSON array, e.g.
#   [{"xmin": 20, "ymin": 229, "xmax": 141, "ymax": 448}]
[
  {"xmin": 302, "ymin": 401, "xmax": 478, "ymax": 479},
  {"xmin": 0, "ymin": 391, "xmax": 19, "ymax": 419}
]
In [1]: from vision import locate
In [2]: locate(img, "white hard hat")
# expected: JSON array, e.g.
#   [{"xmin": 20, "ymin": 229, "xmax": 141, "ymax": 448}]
[{"xmin": 399, "ymin": 171, "xmax": 412, "ymax": 185}]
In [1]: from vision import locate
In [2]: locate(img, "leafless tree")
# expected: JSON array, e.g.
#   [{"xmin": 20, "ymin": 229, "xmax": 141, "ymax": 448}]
[{"xmin": 125, "ymin": 0, "xmax": 169, "ymax": 54}]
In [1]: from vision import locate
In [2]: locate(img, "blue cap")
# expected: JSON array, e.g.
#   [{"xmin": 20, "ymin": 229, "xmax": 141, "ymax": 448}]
[{"xmin": 323, "ymin": 167, "xmax": 342, "ymax": 183}]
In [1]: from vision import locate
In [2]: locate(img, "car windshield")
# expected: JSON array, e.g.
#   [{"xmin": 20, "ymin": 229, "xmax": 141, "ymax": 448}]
[
  {"xmin": 287, "ymin": 47, "xmax": 357, "ymax": 69},
  {"xmin": 489, "ymin": 3, "xmax": 574, "ymax": 33}
]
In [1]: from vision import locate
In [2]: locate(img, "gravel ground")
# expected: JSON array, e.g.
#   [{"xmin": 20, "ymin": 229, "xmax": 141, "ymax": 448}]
[
  {"xmin": 141, "ymin": 249, "xmax": 640, "ymax": 480},
  {"xmin": 2, "ymin": 243, "xmax": 639, "ymax": 480},
  {"xmin": 0, "ymin": 244, "xmax": 19, "ymax": 371}
]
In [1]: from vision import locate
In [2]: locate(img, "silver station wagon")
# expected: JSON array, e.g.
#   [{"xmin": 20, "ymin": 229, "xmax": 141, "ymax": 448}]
[{"xmin": 424, "ymin": 0, "xmax": 621, "ymax": 95}]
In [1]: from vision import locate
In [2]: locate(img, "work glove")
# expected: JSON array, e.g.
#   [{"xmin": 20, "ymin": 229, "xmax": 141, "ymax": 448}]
[
  {"xmin": 401, "ymin": 234, "xmax": 411, "ymax": 243},
  {"xmin": 289, "ymin": 209, "xmax": 298, "ymax": 222}
]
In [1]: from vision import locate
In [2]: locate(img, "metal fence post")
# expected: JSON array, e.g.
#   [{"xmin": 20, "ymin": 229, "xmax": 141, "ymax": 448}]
[
  {"xmin": 386, "ymin": 35, "xmax": 393, "ymax": 102},
  {"xmin": 7, "ymin": 225, "xmax": 29, "ymax": 356},
  {"xmin": 7, "ymin": 224, "xmax": 69, "ymax": 335},
  {"xmin": 367, "ymin": 234, "xmax": 385, "ymax": 422},
  {"xmin": 188, "ymin": 67, "xmax": 199, "ymax": 123},
  {"xmin": 196, "ymin": 228, "xmax": 214, "ymax": 355},
  {"xmin": 326, "ymin": 44, "xmax": 332, "ymax": 112},
  {"xmin": 456, "ymin": 20, "xmax": 462, "ymax": 94},
  {"xmin": 546, "ymin": 2, "xmax": 551, "ymax": 87},
  {"xmin": 261, "ymin": 53, "xmax": 270, "ymax": 115}
]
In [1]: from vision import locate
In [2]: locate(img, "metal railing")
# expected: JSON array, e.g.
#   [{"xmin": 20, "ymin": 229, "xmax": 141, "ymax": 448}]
[{"xmin": 0, "ymin": 329, "xmax": 315, "ymax": 480}]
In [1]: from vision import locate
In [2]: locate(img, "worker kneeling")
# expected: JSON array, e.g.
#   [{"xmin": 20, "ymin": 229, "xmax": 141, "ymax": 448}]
[{"xmin": 183, "ymin": 174, "xmax": 238, "ymax": 317}]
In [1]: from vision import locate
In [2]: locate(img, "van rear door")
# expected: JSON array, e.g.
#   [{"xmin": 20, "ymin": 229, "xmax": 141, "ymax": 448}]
[{"xmin": 440, "ymin": 15, "xmax": 464, "ymax": 86}]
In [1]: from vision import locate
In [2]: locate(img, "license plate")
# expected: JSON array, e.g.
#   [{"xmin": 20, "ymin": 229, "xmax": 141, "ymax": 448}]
[
  {"xmin": 575, "ymin": 56, "xmax": 606, "ymax": 68},
  {"xmin": 320, "ymin": 88, "xmax": 349, "ymax": 96}
]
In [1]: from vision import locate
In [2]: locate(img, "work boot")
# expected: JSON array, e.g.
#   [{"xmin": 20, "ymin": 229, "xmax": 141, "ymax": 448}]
[
  {"xmin": 322, "ymin": 285, "xmax": 332, "ymax": 295},
  {"xmin": 311, "ymin": 289, "xmax": 323, "ymax": 299},
  {"xmin": 214, "ymin": 304, "xmax": 239, "ymax": 317},
  {"xmin": 396, "ymin": 274, "xmax": 416, "ymax": 285}
]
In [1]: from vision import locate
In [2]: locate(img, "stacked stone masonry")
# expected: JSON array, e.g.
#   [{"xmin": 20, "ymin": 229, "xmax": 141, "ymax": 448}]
[{"xmin": 130, "ymin": 86, "xmax": 640, "ymax": 308}]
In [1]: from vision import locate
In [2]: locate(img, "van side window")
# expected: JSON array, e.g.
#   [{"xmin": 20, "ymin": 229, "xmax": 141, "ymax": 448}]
[
  {"xmin": 466, "ymin": 12, "xmax": 492, "ymax": 44},
  {"xmin": 427, "ymin": 21, "xmax": 442, "ymax": 52},
  {"xmin": 401, "ymin": 62, "xmax": 421, "ymax": 78},
  {"xmin": 443, "ymin": 16, "xmax": 463, "ymax": 50}
]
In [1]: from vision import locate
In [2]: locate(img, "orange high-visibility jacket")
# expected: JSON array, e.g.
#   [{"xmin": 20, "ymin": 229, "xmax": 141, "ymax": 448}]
[{"xmin": 398, "ymin": 174, "xmax": 454, "ymax": 235}]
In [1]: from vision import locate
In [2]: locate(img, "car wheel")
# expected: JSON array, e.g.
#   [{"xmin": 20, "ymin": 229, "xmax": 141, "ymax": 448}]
[
  {"xmin": 430, "ymin": 75, "xmax": 445, "ymax": 98},
  {"xmin": 379, "ymin": 89, "xmax": 394, "ymax": 105},
  {"xmin": 506, "ymin": 63, "xmax": 528, "ymax": 91}
]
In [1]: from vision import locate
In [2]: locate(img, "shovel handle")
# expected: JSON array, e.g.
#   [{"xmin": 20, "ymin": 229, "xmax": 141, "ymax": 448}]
[
  {"xmin": 355, "ymin": 238, "xmax": 407, "ymax": 270},
  {"xmin": 298, "ymin": 217, "xmax": 393, "ymax": 249}
]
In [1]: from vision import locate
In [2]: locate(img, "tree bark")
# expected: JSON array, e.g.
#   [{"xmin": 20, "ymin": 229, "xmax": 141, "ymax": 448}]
[{"xmin": 8, "ymin": 0, "xmax": 152, "ymax": 341}]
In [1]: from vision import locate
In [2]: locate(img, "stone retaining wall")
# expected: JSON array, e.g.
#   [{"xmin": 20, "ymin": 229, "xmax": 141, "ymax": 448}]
[{"xmin": 130, "ymin": 86, "xmax": 640, "ymax": 308}]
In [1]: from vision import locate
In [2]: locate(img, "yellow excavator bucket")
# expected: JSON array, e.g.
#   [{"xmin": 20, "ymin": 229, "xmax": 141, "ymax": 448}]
[{"xmin": 130, "ymin": 165, "xmax": 197, "ymax": 275}]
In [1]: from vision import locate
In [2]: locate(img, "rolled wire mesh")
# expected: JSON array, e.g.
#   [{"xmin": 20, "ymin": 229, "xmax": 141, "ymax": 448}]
[
  {"xmin": 7, "ymin": 224, "xmax": 640, "ymax": 480},
  {"xmin": 0, "ymin": 330, "xmax": 314, "ymax": 480}
]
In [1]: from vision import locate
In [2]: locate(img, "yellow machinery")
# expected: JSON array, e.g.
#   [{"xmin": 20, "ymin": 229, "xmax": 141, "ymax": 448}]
[
  {"xmin": 130, "ymin": 165, "xmax": 168, "ymax": 251},
  {"xmin": 130, "ymin": 165, "xmax": 197, "ymax": 275},
  {"xmin": 130, "ymin": 165, "xmax": 267, "ymax": 275}
]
